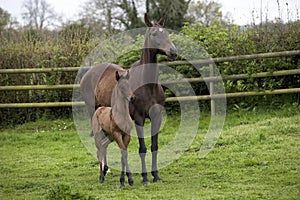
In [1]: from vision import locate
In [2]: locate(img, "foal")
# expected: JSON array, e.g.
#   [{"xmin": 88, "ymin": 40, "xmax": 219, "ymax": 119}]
[{"xmin": 92, "ymin": 71, "xmax": 135, "ymax": 188}]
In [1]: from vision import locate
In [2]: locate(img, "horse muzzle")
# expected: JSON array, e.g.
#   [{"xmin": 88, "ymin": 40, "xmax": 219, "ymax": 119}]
[{"xmin": 167, "ymin": 47, "xmax": 178, "ymax": 61}]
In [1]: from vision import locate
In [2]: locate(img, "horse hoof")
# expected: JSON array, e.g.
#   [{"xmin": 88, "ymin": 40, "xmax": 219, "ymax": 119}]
[
  {"xmin": 142, "ymin": 180, "xmax": 150, "ymax": 185},
  {"xmin": 128, "ymin": 178, "xmax": 134, "ymax": 186},
  {"xmin": 152, "ymin": 171, "xmax": 162, "ymax": 183},
  {"xmin": 153, "ymin": 177, "xmax": 163, "ymax": 183},
  {"xmin": 120, "ymin": 183, "xmax": 125, "ymax": 188}
]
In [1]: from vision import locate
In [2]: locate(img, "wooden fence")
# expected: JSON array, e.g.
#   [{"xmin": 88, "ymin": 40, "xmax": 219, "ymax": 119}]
[{"xmin": 0, "ymin": 50, "xmax": 299, "ymax": 110}]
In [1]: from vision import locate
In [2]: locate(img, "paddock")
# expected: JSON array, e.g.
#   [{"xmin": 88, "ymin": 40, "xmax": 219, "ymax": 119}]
[
  {"xmin": 0, "ymin": 50, "xmax": 299, "ymax": 198},
  {"xmin": 0, "ymin": 106, "xmax": 299, "ymax": 199}
]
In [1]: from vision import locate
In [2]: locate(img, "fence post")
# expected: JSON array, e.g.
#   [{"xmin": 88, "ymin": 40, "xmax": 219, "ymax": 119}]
[{"xmin": 209, "ymin": 63, "xmax": 216, "ymax": 116}]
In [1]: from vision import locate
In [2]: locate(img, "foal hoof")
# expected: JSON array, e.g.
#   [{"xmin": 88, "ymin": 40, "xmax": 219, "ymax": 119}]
[
  {"xmin": 99, "ymin": 177, "xmax": 105, "ymax": 184},
  {"xmin": 89, "ymin": 130, "xmax": 94, "ymax": 137},
  {"xmin": 103, "ymin": 165, "xmax": 109, "ymax": 176}
]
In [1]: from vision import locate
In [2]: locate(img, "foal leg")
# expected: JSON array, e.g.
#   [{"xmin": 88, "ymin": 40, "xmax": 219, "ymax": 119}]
[
  {"xmin": 123, "ymin": 134, "xmax": 134, "ymax": 186},
  {"xmin": 95, "ymin": 130, "xmax": 110, "ymax": 184},
  {"xmin": 149, "ymin": 104, "xmax": 163, "ymax": 182},
  {"xmin": 103, "ymin": 155, "xmax": 109, "ymax": 176},
  {"xmin": 97, "ymin": 150, "xmax": 105, "ymax": 184},
  {"xmin": 95, "ymin": 136, "xmax": 105, "ymax": 183},
  {"xmin": 113, "ymin": 132, "xmax": 128, "ymax": 188}
]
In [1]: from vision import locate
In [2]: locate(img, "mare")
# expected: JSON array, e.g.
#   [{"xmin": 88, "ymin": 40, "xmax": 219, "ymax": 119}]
[
  {"xmin": 92, "ymin": 71, "xmax": 135, "ymax": 187},
  {"xmin": 80, "ymin": 13, "xmax": 178, "ymax": 184}
]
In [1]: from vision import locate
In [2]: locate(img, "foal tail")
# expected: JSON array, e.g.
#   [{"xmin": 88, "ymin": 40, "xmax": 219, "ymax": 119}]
[{"xmin": 92, "ymin": 112, "xmax": 100, "ymax": 137}]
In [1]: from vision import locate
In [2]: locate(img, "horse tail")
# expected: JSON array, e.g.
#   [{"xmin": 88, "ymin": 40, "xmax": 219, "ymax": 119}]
[{"xmin": 75, "ymin": 66, "xmax": 91, "ymax": 84}]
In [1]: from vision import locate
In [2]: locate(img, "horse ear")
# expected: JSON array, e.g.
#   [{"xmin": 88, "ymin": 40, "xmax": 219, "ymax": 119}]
[
  {"xmin": 158, "ymin": 16, "xmax": 165, "ymax": 27},
  {"xmin": 125, "ymin": 71, "xmax": 130, "ymax": 79},
  {"xmin": 144, "ymin": 13, "xmax": 153, "ymax": 27},
  {"xmin": 115, "ymin": 71, "xmax": 120, "ymax": 81}
]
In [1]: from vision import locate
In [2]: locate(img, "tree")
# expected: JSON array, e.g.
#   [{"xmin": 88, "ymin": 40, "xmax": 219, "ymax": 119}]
[
  {"xmin": 22, "ymin": 0, "xmax": 59, "ymax": 29},
  {"xmin": 146, "ymin": 0, "xmax": 191, "ymax": 30},
  {"xmin": 115, "ymin": 0, "xmax": 144, "ymax": 29},
  {"xmin": 0, "ymin": 8, "xmax": 11, "ymax": 31},
  {"xmin": 186, "ymin": 0, "xmax": 230, "ymax": 27},
  {"xmin": 79, "ymin": 0, "xmax": 113, "ymax": 33},
  {"xmin": 79, "ymin": 0, "xmax": 143, "ymax": 34},
  {"xmin": 0, "ymin": 8, "xmax": 18, "ymax": 31},
  {"xmin": 80, "ymin": 0, "xmax": 191, "ymax": 32}
]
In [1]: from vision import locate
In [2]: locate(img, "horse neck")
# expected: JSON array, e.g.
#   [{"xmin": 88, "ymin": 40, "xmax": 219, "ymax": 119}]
[
  {"xmin": 128, "ymin": 38, "xmax": 160, "ymax": 93},
  {"xmin": 111, "ymin": 88, "xmax": 131, "ymax": 121},
  {"xmin": 140, "ymin": 47, "xmax": 159, "ymax": 84},
  {"xmin": 111, "ymin": 88, "xmax": 132, "ymax": 134}
]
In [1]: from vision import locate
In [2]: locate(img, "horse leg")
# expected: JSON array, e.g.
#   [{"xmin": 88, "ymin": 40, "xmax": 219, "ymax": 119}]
[
  {"xmin": 120, "ymin": 170, "xmax": 125, "ymax": 188},
  {"xmin": 135, "ymin": 124, "xmax": 150, "ymax": 184},
  {"xmin": 149, "ymin": 104, "xmax": 163, "ymax": 182}
]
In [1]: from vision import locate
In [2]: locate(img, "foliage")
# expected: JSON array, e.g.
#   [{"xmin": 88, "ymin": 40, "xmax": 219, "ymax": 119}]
[
  {"xmin": 146, "ymin": 0, "xmax": 190, "ymax": 30},
  {"xmin": 0, "ymin": 8, "xmax": 11, "ymax": 31},
  {"xmin": 80, "ymin": 0, "xmax": 144, "ymax": 33},
  {"xmin": 0, "ymin": 23, "xmax": 98, "ymax": 128},
  {"xmin": 80, "ymin": 0, "xmax": 192, "ymax": 32},
  {"xmin": 181, "ymin": 22, "xmax": 233, "ymax": 57},
  {"xmin": 180, "ymin": 20, "xmax": 300, "ymax": 96},
  {"xmin": 186, "ymin": 0, "xmax": 230, "ymax": 26},
  {"xmin": 0, "ymin": 105, "xmax": 299, "ymax": 199}
]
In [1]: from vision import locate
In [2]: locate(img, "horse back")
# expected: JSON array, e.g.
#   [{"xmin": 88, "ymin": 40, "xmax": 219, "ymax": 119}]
[{"xmin": 80, "ymin": 63, "xmax": 126, "ymax": 108}]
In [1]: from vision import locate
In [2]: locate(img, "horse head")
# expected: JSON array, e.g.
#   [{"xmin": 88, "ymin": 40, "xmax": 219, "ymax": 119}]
[
  {"xmin": 144, "ymin": 13, "xmax": 178, "ymax": 61},
  {"xmin": 115, "ymin": 71, "xmax": 136, "ymax": 103}
]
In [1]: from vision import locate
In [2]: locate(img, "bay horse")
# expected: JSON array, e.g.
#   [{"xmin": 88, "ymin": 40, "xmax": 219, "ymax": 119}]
[
  {"xmin": 80, "ymin": 13, "xmax": 178, "ymax": 184},
  {"xmin": 92, "ymin": 71, "xmax": 135, "ymax": 187}
]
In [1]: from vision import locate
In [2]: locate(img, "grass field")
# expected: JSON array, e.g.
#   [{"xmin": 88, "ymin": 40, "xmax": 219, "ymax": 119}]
[{"xmin": 0, "ymin": 104, "xmax": 299, "ymax": 199}]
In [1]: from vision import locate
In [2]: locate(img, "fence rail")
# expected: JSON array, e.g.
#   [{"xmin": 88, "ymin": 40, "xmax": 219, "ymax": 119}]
[
  {"xmin": 1, "ymin": 69, "xmax": 300, "ymax": 91},
  {"xmin": 1, "ymin": 88, "xmax": 299, "ymax": 108},
  {"xmin": 0, "ymin": 50, "xmax": 299, "ymax": 108},
  {"xmin": 0, "ymin": 50, "xmax": 299, "ymax": 74}
]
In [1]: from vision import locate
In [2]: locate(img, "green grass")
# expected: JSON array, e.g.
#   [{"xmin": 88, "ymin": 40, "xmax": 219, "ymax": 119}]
[{"xmin": 0, "ymin": 104, "xmax": 299, "ymax": 199}]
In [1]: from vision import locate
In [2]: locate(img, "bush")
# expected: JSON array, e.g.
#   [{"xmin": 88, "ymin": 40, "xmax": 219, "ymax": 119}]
[
  {"xmin": 0, "ymin": 23, "xmax": 98, "ymax": 128},
  {"xmin": 180, "ymin": 20, "xmax": 300, "ymax": 101}
]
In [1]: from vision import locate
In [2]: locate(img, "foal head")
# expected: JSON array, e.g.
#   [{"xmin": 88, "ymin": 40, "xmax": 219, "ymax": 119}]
[
  {"xmin": 115, "ymin": 71, "xmax": 135, "ymax": 104},
  {"xmin": 144, "ymin": 13, "xmax": 178, "ymax": 60}
]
